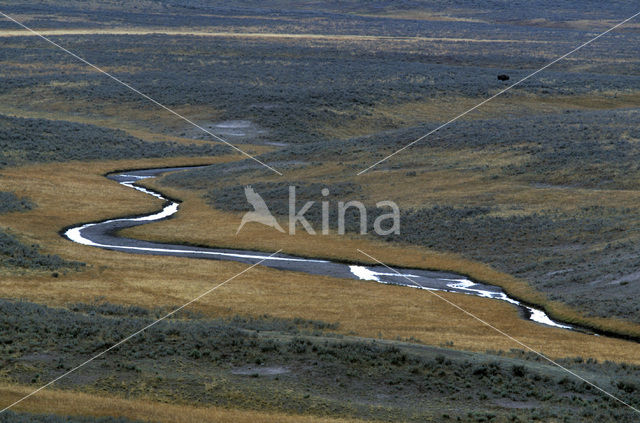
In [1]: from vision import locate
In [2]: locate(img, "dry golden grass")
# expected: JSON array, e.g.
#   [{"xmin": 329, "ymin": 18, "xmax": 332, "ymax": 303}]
[
  {"xmin": 0, "ymin": 383, "xmax": 366, "ymax": 423},
  {"xmin": 0, "ymin": 159, "xmax": 638, "ymax": 364}
]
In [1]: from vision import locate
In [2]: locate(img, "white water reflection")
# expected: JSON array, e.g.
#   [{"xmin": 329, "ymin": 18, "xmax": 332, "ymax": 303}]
[{"xmin": 350, "ymin": 269, "xmax": 572, "ymax": 329}]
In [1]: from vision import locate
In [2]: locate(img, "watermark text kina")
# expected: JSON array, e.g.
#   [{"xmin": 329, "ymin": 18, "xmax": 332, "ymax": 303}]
[{"xmin": 237, "ymin": 185, "xmax": 400, "ymax": 236}]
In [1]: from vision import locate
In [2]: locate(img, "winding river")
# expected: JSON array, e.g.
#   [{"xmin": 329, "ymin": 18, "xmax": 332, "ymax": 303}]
[{"xmin": 64, "ymin": 166, "xmax": 573, "ymax": 331}]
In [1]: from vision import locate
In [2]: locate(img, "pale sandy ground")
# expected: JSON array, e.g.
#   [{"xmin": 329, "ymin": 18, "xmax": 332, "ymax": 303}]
[{"xmin": 0, "ymin": 28, "xmax": 552, "ymax": 43}]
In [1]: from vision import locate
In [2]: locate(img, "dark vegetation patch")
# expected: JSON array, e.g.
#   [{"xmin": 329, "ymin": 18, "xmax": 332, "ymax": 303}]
[
  {"xmin": 0, "ymin": 115, "xmax": 228, "ymax": 168},
  {"xmin": 206, "ymin": 181, "xmax": 366, "ymax": 227},
  {"xmin": 0, "ymin": 191, "xmax": 75, "ymax": 272},
  {"xmin": 1, "ymin": 299, "xmax": 639, "ymax": 422},
  {"xmin": 202, "ymin": 181, "xmax": 397, "ymax": 234},
  {"xmin": 262, "ymin": 108, "xmax": 640, "ymax": 189},
  {"xmin": 160, "ymin": 160, "xmax": 309, "ymax": 189},
  {"xmin": 390, "ymin": 205, "xmax": 640, "ymax": 320},
  {"xmin": 0, "ymin": 186, "xmax": 80, "ymax": 272},
  {"xmin": 69, "ymin": 300, "xmax": 339, "ymax": 331},
  {"xmin": 0, "ymin": 191, "xmax": 34, "ymax": 214},
  {"xmin": 0, "ymin": 230, "xmax": 84, "ymax": 271},
  {"xmin": 205, "ymin": 181, "xmax": 361, "ymax": 213},
  {"xmin": 1, "ymin": 23, "xmax": 638, "ymax": 149},
  {"xmin": 0, "ymin": 411, "xmax": 143, "ymax": 423}
]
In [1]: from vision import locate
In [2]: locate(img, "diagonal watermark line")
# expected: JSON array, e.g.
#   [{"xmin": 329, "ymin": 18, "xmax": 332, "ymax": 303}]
[
  {"xmin": 357, "ymin": 11, "xmax": 640, "ymax": 175},
  {"xmin": 0, "ymin": 249, "xmax": 283, "ymax": 415},
  {"xmin": 356, "ymin": 248, "xmax": 640, "ymax": 415},
  {"xmin": 0, "ymin": 11, "xmax": 282, "ymax": 176}
]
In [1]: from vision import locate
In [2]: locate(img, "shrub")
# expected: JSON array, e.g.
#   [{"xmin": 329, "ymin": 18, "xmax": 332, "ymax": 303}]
[
  {"xmin": 0, "ymin": 192, "xmax": 34, "ymax": 214},
  {"xmin": 0, "ymin": 229, "xmax": 84, "ymax": 271}
]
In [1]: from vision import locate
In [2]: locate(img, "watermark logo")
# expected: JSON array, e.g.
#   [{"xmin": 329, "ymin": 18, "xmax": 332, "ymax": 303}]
[
  {"xmin": 237, "ymin": 185, "xmax": 400, "ymax": 236},
  {"xmin": 236, "ymin": 186, "xmax": 285, "ymax": 234}
]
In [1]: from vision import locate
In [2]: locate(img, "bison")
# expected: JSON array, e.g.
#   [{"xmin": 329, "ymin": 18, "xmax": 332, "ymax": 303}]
[{"xmin": 497, "ymin": 74, "xmax": 510, "ymax": 81}]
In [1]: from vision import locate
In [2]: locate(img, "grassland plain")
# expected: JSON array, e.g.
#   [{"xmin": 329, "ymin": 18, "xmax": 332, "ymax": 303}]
[
  {"xmin": 9, "ymin": 160, "xmax": 640, "ymax": 421},
  {"xmin": 1, "ymin": 1, "xmax": 640, "ymax": 421},
  {"xmin": 3, "ymin": 12, "xmax": 640, "ymax": 332},
  {"xmin": 3, "ymin": 160, "xmax": 639, "ymax": 362},
  {"xmin": 1, "ymin": 298, "xmax": 640, "ymax": 422}
]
